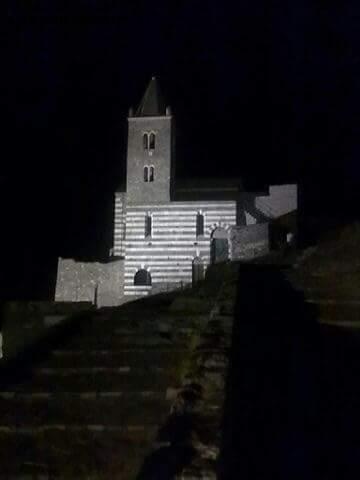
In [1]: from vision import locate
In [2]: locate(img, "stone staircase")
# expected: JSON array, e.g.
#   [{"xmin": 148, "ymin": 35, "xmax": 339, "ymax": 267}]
[{"xmin": 0, "ymin": 295, "xmax": 204, "ymax": 478}]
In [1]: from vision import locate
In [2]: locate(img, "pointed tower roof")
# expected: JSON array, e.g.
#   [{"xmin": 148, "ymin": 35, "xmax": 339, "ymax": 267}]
[{"xmin": 135, "ymin": 77, "xmax": 167, "ymax": 117}]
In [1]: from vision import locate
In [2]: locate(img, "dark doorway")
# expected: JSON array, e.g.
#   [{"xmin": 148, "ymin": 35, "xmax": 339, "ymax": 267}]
[
  {"xmin": 211, "ymin": 227, "xmax": 229, "ymax": 264},
  {"xmin": 134, "ymin": 269, "xmax": 152, "ymax": 286},
  {"xmin": 192, "ymin": 257, "xmax": 204, "ymax": 284}
]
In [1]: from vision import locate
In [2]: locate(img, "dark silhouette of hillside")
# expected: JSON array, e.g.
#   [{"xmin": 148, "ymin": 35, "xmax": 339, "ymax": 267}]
[{"xmin": 220, "ymin": 264, "xmax": 360, "ymax": 479}]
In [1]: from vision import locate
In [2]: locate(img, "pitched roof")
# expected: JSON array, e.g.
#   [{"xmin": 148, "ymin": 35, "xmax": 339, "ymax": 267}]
[{"xmin": 135, "ymin": 77, "xmax": 167, "ymax": 117}]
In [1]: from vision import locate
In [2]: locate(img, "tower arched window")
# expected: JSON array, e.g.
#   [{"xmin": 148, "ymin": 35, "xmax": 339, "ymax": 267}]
[
  {"xmin": 196, "ymin": 212, "xmax": 204, "ymax": 237},
  {"xmin": 149, "ymin": 166, "xmax": 154, "ymax": 182},
  {"xmin": 143, "ymin": 133, "xmax": 149, "ymax": 150},
  {"xmin": 144, "ymin": 166, "xmax": 149, "ymax": 182},
  {"xmin": 149, "ymin": 133, "xmax": 156, "ymax": 150}
]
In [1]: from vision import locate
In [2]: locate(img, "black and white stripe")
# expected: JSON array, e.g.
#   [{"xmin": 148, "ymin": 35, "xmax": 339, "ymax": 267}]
[
  {"xmin": 114, "ymin": 192, "xmax": 126, "ymax": 257},
  {"xmin": 122, "ymin": 201, "xmax": 236, "ymax": 296}
]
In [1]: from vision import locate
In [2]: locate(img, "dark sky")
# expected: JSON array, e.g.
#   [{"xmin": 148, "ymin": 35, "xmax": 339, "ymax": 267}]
[{"xmin": 2, "ymin": 0, "xmax": 360, "ymax": 299}]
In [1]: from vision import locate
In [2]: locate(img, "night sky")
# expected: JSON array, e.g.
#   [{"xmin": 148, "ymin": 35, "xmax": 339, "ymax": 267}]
[{"xmin": 2, "ymin": 0, "xmax": 360, "ymax": 299}]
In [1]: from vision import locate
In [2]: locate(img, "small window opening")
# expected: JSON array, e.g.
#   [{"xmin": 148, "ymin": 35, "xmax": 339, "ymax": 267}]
[
  {"xmin": 196, "ymin": 213, "xmax": 204, "ymax": 237},
  {"xmin": 144, "ymin": 166, "xmax": 149, "ymax": 182},
  {"xmin": 149, "ymin": 166, "xmax": 154, "ymax": 182},
  {"xmin": 145, "ymin": 214, "xmax": 152, "ymax": 237},
  {"xmin": 149, "ymin": 133, "xmax": 156, "ymax": 150},
  {"xmin": 143, "ymin": 133, "xmax": 149, "ymax": 150}
]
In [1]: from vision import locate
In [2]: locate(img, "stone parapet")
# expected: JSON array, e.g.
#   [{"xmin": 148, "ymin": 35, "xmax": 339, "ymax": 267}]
[
  {"xmin": 229, "ymin": 223, "xmax": 269, "ymax": 260},
  {"xmin": 55, "ymin": 257, "xmax": 124, "ymax": 307}
]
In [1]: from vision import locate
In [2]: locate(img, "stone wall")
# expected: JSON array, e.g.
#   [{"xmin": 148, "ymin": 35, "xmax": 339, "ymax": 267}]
[
  {"xmin": 55, "ymin": 257, "xmax": 124, "ymax": 307},
  {"xmin": 230, "ymin": 223, "xmax": 269, "ymax": 260},
  {"xmin": 123, "ymin": 201, "xmax": 236, "ymax": 298}
]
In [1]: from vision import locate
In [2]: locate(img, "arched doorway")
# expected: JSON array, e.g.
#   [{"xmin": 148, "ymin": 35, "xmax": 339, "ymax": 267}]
[
  {"xmin": 211, "ymin": 227, "xmax": 229, "ymax": 264},
  {"xmin": 192, "ymin": 257, "xmax": 205, "ymax": 284},
  {"xmin": 134, "ymin": 269, "xmax": 152, "ymax": 286}
]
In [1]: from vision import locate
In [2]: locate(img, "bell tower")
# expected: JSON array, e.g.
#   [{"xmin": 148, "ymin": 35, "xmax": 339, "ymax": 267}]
[{"xmin": 126, "ymin": 77, "xmax": 174, "ymax": 205}]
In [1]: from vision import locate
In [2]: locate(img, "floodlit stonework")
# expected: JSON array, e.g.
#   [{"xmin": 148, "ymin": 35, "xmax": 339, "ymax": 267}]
[
  {"xmin": 55, "ymin": 77, "xmax": 298, "ymax": 306},
  {"xmin": 55, "ymin": 258, "xmax": 124, "ymax": 307}
]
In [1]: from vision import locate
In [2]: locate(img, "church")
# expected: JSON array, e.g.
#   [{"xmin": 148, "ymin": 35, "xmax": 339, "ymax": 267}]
[{"xmin": 55, "ymin": 78, "xmax": 297, "ymax": 306}]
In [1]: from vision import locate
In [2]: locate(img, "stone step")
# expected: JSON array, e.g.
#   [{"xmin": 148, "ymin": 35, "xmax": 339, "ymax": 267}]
[
  {"xmin": 114, "ymin": 328, "xmax": 167, "ymax": 335},
  {"xmin": 88, "ymin": 314, "xmax": 164, "ymax": 328},
  {"xmin": 0, "ymin": 423, "xmax": 160, "ymax": 434},
  {"xmin": 0, "ymin": 427, "xmax": 158, "ymax": 476},
  {"xmin": 306, "ymin": 298, "xmax": 360, "ymax": 306},
  {"xmin": 157, "ymin": 313, "xmax": 209, "ymax": 325},
  {"xmin": 63, "ymin": 336, "xmax": 188, "ymax": 349},
  {"xmin": 0, "ymin": 396, "xmax": 169, "ymax": 427},
  {"xmin": 209, "ymin": 314, "xmax": 235, "ymax": 325},
  {"xmin": 217, "ymin": 301, "xmax": 235, "ymax": 316},
  {"xmin": 205, "ymin": 323, "xmax": 233, "ymax": 336},
  {"xmin": 66, "ymin": 322, "xmax": 198, "ymax": 342},
  {"xmin": 0, "ymin": 391, "xmax": 164, "ymax": 400},
  {"xmin": 113, "ymin": 327, "xmax": 196, "ymax": 337},
  {"xmin": 313, "ymin": 303, "xmax": 360, "ymax": 323},
  {"xmin": 51, "ymin": 347, "xmax": 189, "ymax": 356},
  {"xmin": 293, "ymin": 284, "xmax": 360, "ymax": 299},
  {"xmin": 90, "ymin": 321, "xmax": 166, "ymax": 333},
  {"xmin": 318, "ymin": 319, "xmax": 360, "ymax": 329},
  {"xmin": 46, "ymin": 349, "xmax": 186, "ymax": 368},
  {"xmin": 11, "ymin": 371, "xmax": 177, "ymax": 394},
  {"xmin": 110, "ymin": 317, "xmax": 197, "ymax": 327},
  {"xmin": 32, "ymin": 366, "xmax": 165, "ymax": 376}
]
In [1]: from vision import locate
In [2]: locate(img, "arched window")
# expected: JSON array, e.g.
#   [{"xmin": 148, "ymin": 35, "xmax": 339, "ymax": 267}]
[
  {"xmin": 144, "ymin": 166, "xmax": 149, "ymax": 182},
  {"xmin": 149, "ymin": 166, "xmax": 154, "ymax": 182},
  {"xmin": 143, "ymin": 133, "xmax": 149, "ymax": 150},
  {"xmin": 134, "ymin": 269, "xmax": 152, "ymax": 286},
  {"xmin": 196, "ymin": 212, "xmax": 204, "ymax": 237},
  {"xmin": 145, "ymin": 214, "xmax": 152, "ymax": 237},
  {"xmin": 149, "ymin": 133, "xmax": 156, "ymax": 150}
]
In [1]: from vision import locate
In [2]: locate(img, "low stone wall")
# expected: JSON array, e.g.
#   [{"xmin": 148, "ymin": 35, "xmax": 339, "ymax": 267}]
[
  {"xmin": 1, "ymin": 301, "xmax": 94, "ymax": 362},
  {"xmin": 230, "ymin": 223, "xmax": 269, "ymax": 260},
  {"xmin": 55, "ymin": 257, "xmax": 124, "ymax": 307},
  {"xmin": 136, "ymin": 264, "xmax": 239, "ymax": 479}
]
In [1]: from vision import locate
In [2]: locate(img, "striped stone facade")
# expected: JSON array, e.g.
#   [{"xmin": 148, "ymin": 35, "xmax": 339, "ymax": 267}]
[
  {"xmin": 118, "ymin": 201, "xmax": 237, "ymax": 297},
  {"xmin": 114, "ymin": 192, "xmax": 126, "ymax": 257}
]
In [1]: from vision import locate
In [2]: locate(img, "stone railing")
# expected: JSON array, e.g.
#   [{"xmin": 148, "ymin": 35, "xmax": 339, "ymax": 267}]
[{"xmin": 137, "ymin": 262, "xmax": 238, "ymax": 478}]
